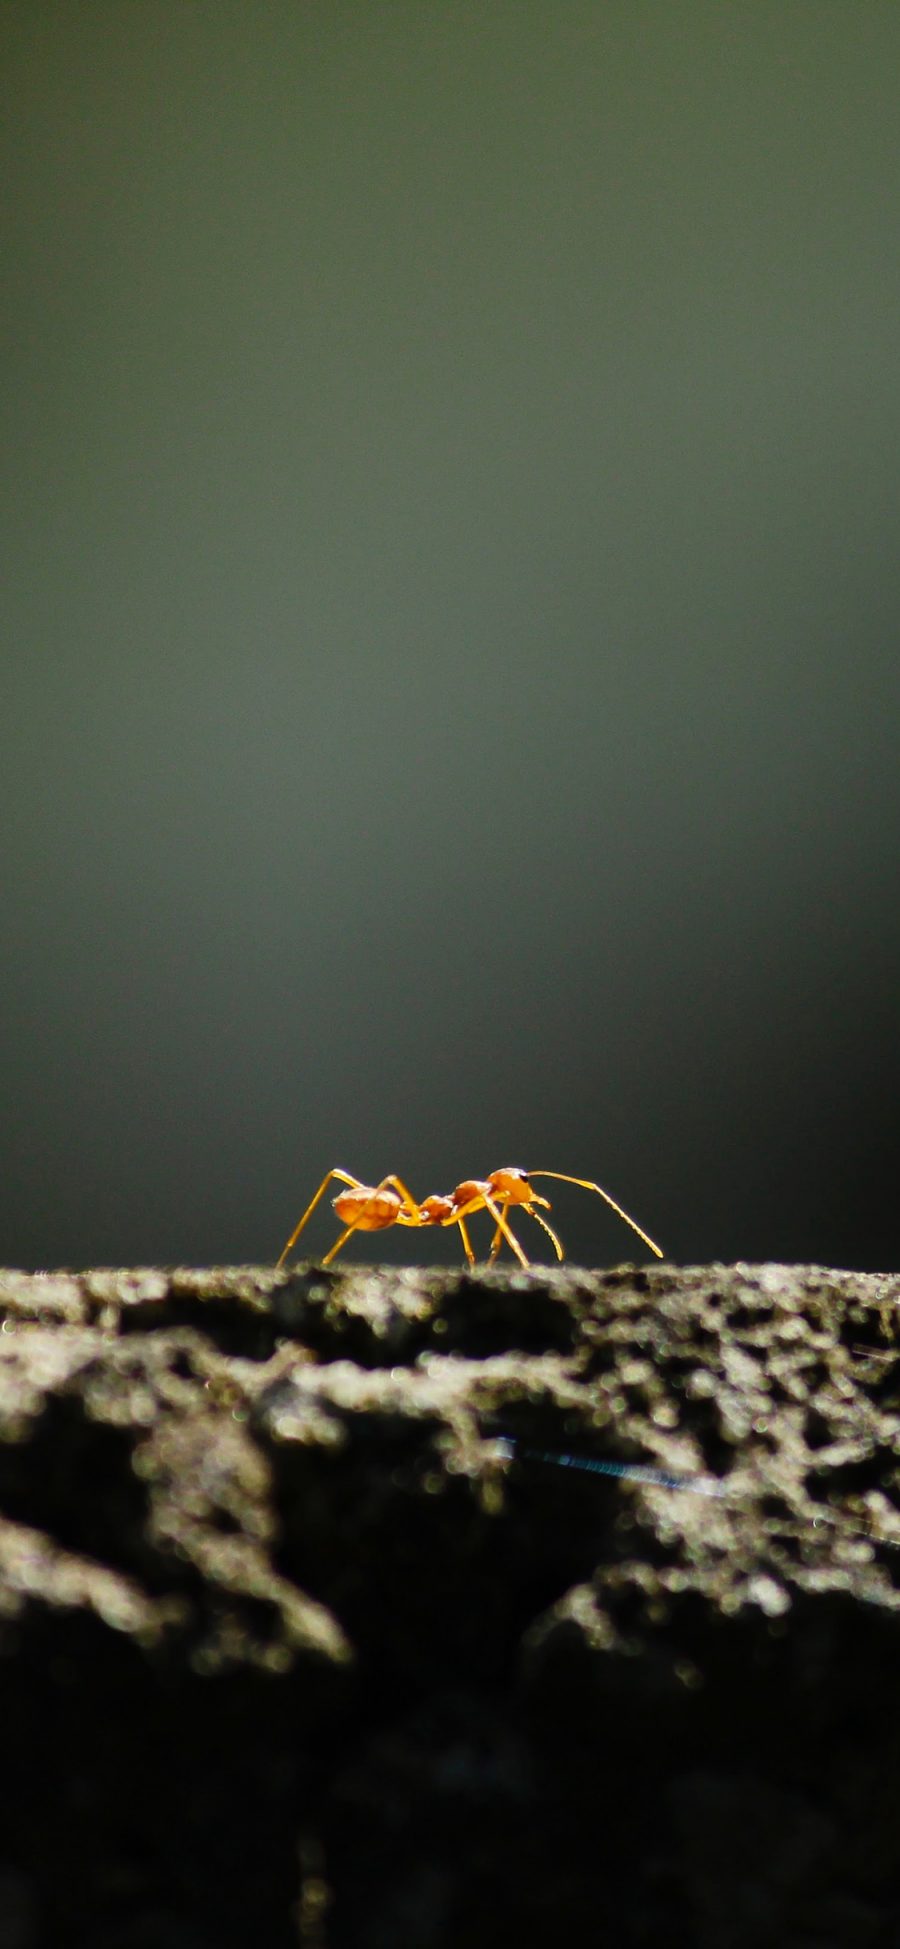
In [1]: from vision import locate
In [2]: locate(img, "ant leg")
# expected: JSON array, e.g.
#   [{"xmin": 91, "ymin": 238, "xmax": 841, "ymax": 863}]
[
  {"xmin": 485, "ymin": 1197, "xmax": 529, "ymax": 1264},
  {"xmin": 276, "ymin": 1168, "xmax": 366, "ymax": 1268},
  {"xmin": 482, "ymin": 1193, "xmax": 530, "ymax": 1269},
  {"xmin": 530, "ymin": 1173, "xmax": 664, "ymax": 1259},
  {"xmin": 487, "ymin": 1203, "xmax": 507, "ymax": 1261},
  {"xmin": 456, "ymin": 1216, "xmax": 476, "ymax": 1265},
  {"xmin": 443, "ymin": 1186, "xmax": 527, "ymax": 1265},
  {"xmin": 453, "ymin": 1190, "xmax": 526, "ymax": 1266},
  {"xmin": 379, "ymin": 1175, "xmax": 425, "ymax": 1226},
  {"xmin": 442, "ymin": 1184, "xmax": 525, "ymax": 1262},
  {"xmin": 526, "ymin": 1206, "xmax": 565, "ymax": 1260},
  {"xmin": 321, "ymin": 1221, "xmax": 361, "ymax": 1267},
  {"xmin": 487, "ymin": 1202, "xmax": 564, "ymax": 1264}
]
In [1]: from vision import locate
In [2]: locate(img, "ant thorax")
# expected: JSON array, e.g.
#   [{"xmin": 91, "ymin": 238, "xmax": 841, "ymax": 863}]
[{"xmin": 450, "ymin": 1180, "xmax": 489, "ymax": 1209}]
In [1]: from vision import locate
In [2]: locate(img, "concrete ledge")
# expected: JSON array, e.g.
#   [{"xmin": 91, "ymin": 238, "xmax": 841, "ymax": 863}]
[{"xmin": 1, "ymin": 1260, "xmax": 899, "ymax": 1945}]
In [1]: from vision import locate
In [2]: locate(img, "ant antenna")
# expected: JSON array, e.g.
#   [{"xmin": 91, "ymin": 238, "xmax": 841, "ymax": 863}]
[{"xmin": 530, "ymin": 1172, "xmax": 664, "ymax": 1259}]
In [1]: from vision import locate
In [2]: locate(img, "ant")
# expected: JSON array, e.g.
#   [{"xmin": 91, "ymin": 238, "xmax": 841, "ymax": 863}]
[{"xmin": 275, "ymin": 1166, "xmax": 663, "ymax": 1270}]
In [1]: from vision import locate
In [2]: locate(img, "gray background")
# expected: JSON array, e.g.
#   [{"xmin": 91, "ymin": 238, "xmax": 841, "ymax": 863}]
[{"xmin": 4, "ymin": 3, "xmax": 899, "ymax": 1273}]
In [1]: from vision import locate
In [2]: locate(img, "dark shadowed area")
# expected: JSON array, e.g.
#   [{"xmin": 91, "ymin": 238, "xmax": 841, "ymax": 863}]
[{"xmin": 4, "ymin": 3, "xmax": 900, "ymax": 1275}]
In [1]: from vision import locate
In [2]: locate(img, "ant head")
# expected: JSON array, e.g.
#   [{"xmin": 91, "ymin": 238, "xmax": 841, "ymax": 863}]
[{"xmin": 488, "ymin": 1167, "xmax": 532, "ymax": 1202}]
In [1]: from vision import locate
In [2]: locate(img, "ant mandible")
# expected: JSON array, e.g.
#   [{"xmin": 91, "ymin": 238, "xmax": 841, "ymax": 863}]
[{"xmin": 275, "ymin": 1166, "xmax": 663, "ymax": 1270}]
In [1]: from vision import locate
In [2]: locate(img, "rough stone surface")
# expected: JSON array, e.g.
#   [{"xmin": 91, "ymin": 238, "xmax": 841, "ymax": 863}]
[{"xmin": 1, "ymin": 1258, "xmax": 900, "ymax": 1946}]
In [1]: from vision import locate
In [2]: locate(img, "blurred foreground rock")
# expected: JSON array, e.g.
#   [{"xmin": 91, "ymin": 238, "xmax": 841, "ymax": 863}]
[{"xmin": 2, "ymin": 1258, "xmax": 900, "ymax": 1948}]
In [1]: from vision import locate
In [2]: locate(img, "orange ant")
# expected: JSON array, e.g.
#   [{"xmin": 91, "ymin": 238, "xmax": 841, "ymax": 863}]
[{"xmin": 276, "ymin": 1166, "xmax": 663, "ymax": 1270}]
